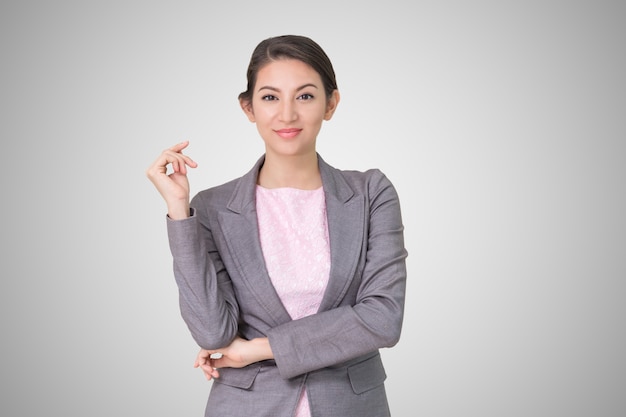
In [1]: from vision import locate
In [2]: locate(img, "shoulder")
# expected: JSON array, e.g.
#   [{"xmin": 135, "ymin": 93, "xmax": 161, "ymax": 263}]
[
  {"xmin": 342, "ymin": 169, "xmax": 401, "ymax": 210},
  {"xmin": 320, "ymin": 154, "xmax": 392, "ymax": 184},
  {"xmin": 338, "ymin": 167, "xmax": 390, "ymax": 187},
  {"xmin": 321, "ymin": 156, "xmax": 399, "ymax": 200}
]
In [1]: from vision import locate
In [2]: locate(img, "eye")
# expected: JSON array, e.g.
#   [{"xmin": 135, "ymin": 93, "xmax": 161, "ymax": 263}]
[
  {"xmin": 298, "ymin": 93, "xmax": 314, "ymax": 100},
  {"xmin": 261, "ymin": 95, "xmax": 278, "ymax": 101}
]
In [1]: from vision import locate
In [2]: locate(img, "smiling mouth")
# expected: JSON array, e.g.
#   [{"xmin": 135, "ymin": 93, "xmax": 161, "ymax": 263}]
[{"xmin": 275, "ymin": 128, "xmax": 302, "ymax": 139}]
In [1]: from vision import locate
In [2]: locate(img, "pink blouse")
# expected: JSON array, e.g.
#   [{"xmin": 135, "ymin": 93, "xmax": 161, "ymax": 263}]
[{"xmin": 256, "ymin": 185, "xmax": 331, "ymax": 417}]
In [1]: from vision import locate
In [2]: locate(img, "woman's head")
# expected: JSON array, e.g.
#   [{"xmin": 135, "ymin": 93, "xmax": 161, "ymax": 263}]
[{"xmin": 239, "ymin": 35, "xmax": 338, "ymax": 104}]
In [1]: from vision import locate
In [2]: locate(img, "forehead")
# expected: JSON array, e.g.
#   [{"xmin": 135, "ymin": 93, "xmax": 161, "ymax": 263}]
[{"xmin": 256, "ymin": 59, "xmax": 323, "ymax": 87}]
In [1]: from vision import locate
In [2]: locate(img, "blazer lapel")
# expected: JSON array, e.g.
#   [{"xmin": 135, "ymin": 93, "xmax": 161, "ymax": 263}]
[
  {"xmin": 217, "ymin": 154, "xmax": 365, "ymax": 323},
  {"xmin": 317, "ymin": 156, "xmax": 365, "ymax": 312},
  {"xmin": 217, "ymin": 156, "xmax": 292, "ymax": 327}
]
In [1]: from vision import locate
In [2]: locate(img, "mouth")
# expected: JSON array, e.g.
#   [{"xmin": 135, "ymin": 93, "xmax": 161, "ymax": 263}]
[{"xmin": 274, "ymin": 128, "xmax": 302, "ymax": 139}]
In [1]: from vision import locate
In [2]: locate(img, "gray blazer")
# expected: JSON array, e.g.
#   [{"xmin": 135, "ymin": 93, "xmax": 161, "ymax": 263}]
[{"xmin": 167, "ymin": 154, "xmax": 408, "ymax": 417}]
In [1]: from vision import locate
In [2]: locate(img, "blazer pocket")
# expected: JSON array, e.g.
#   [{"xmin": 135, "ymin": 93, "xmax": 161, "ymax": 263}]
[
  {"xmin": 347, "ymin": 353, "xmax": 387, "ymax": 394},
  {"xmin": 213, "ymin": 365, "xmax": 261, "ymax": 390}
]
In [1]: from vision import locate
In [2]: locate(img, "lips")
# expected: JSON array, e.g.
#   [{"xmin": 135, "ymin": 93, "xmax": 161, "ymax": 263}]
[{"xmin": 275, "ymin": 128, "xmax": 302, "ymax": 139}]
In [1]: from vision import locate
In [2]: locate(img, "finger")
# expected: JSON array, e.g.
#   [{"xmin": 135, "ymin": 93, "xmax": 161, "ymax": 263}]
[
  {"xmin": 171, "ymin": 157, "xmax": 192, "ymax": 175},
  {"xmin": 168, "ymin": 141, "xmax": 197, "ymax": 168},
  {"xmin": 200, "ymin": 363, "xmax": 215, "ymax": 374},
  {"xmin": 201, "ymin": 369, "xmax": 213, "ymax": 381},
  {"xmin": 194, "ymin": 356, "xmax": 204, "ymax": 368},
  {"xmin": 207, "ymin": 367, "xmax": 220, "ymax": 379},
  {"xmin": 200, "ymin": 365, "xmax": 212, "ymax": 380},
  {"xmin": 169, "ymin": 140, "xmax": 190, "ymax": 152},
  {"xmin": 166, "ymin": 152, "xmax": 197, "ymax": 175},
  {"xmin": 182, "ymin": 154, "xmax": 198, "ymax": 168},
  {"xmin": 194, "ymin": 349, "xmax": 212, "ymax": 368},
  {"xmin": 199, "ymin": 363, "xmax": 220, "ymax": 380},
  {"xmin": 169, "ymin": 157, "xmax": 180, "ymax": 174},
  {"xmin": 147, "ymin": 150, "xmax": 185, "ymax": 178},
  {"xmin": 161, "ymin": 153, "xmax": 189, "ymax": 175}
]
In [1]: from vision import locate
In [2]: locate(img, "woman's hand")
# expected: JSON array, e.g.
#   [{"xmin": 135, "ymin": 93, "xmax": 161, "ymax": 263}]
[
  {"xmin": 145, "ymin": 141, "xmax": 198, "ymax": 219},
  {"xmin": 194, "ymin": 349, "xmax": 221, "ymax": 381},
  {"xmin": 193, "ymin": 337, "xmax": 274, "ymax": 381}
]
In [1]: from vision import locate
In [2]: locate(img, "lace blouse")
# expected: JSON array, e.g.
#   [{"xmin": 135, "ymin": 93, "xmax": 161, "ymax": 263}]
[{"xmin": 256, "ymin": 185, "xmax": 331, "ymax": 417}]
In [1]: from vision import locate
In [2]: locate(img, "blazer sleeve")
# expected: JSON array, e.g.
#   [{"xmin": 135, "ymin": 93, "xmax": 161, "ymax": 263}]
[
  {"xmin": 267, "ymin": 170, "xmax": 408, "ymax": 379},
  {"xmin": 167, "ymin": 203, "xmax": 240, "ymax": 350}
]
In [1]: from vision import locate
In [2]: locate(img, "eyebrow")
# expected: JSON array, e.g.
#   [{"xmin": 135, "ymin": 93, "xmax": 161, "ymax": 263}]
[{"xmin": 256, "ymin": 83, "xmax": 319, "ymax": 93}]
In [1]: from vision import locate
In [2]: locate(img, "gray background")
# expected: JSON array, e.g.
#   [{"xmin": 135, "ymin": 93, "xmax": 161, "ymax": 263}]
[{"xmin": 1, "ymin": 1, "xmax": 624, "ymax": 416}]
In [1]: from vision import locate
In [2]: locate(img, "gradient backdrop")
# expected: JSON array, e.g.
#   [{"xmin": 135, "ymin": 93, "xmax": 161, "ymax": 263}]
[{"xmin": 1, "ymin": 1, "xmax": 624, "ymax": 416}]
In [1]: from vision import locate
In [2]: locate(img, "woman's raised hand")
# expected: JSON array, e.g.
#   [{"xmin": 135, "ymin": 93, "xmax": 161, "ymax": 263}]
[{"xmin": 146, "ymin": 141, "xmax": 198, "ymax": 219}]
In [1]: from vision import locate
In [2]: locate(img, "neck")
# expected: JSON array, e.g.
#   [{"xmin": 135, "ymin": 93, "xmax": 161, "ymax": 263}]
[{"xmin": 258, "ymin": 153, "xmax": 321, "ymax": 189}]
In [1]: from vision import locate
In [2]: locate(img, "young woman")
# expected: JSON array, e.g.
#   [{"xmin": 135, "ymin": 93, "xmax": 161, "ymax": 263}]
[{"xmin": 146, "ymin": 35, "xmax": 408, "ymax": 417}]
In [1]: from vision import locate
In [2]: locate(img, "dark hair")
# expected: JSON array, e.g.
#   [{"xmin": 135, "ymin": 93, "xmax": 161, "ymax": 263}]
[{"xmin": 238, "ymin": 35, "xmax": 338, "ymax": 103}]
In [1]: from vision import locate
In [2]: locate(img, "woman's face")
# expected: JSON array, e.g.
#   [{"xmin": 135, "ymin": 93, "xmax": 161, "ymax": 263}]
[{"xmin": 240, "ymin": 59, "xmax": 339, "ymax": 159}]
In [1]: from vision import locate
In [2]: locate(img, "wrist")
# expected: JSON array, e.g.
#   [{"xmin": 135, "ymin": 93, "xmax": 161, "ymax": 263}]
[
  {"xmin": 251, "ymin": 337, "xmax": 274, "ymax": 362},
  {"xmin": 167, "ymin": 202, "xmax": 190, "ymax": 220}
]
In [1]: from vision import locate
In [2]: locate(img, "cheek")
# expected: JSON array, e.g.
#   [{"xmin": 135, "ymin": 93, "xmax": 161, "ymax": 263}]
[
  {"xmin": 300, "ymin": 104, "xmax": 325, "ymax": 121},
  {"xmin": 313, "ymin": 108, "xmax": 330, "ymax": 123},
  {"xmin": 253, "ymin": 106, "xmax": 275, "ymax": 123}
]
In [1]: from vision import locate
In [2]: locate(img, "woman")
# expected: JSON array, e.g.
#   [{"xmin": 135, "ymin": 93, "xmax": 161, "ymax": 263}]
[{"xmin": 146, "ymin": 35, "xmax": 408, "ymax": 417}]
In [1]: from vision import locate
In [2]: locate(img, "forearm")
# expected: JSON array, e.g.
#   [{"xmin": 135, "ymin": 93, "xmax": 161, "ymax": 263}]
[
  {"xmin": 268, "ymin": 296, "xmax": 404, "ymax": 379},
  {"xmin": 168, "ymin": 213, "xmax": 240, "ymax": 349},
  {"xmin": 268, "ymin": 172, "xmax": 407, "ymax": 378}
]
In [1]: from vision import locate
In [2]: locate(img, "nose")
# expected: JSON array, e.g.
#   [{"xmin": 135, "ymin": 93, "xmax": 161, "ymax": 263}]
[{"xmin": 278, "ymin": 100, "xmax": 297, "ymax": 123}]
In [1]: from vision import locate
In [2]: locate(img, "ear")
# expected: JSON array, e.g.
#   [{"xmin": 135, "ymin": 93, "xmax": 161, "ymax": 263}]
[
  {"xmin": 324, "ymin": 90, "xmax": 340, "ymax": 121},
  {"xmin": 240, "ymin": 98, "xmax": 256, "ymax": 122}
]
